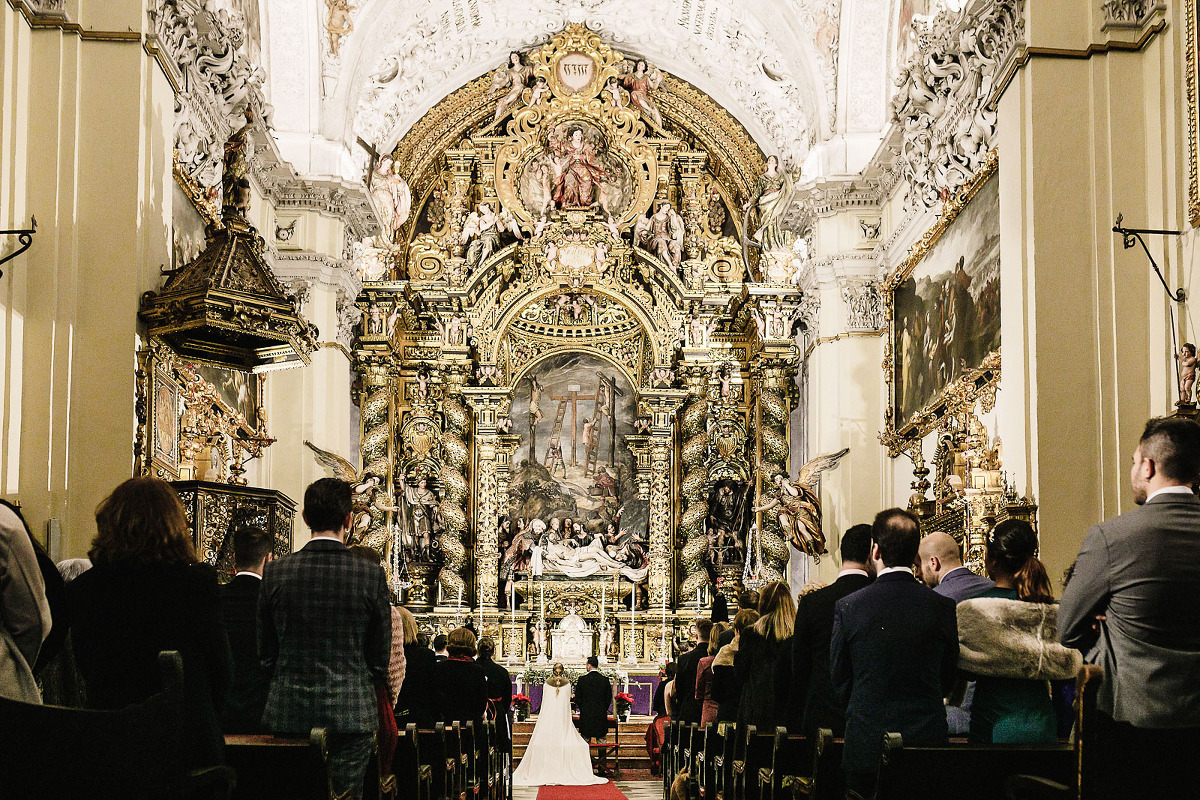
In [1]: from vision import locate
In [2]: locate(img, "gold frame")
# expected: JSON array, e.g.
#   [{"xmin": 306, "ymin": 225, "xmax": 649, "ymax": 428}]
[
  {"xmin": 881, "ymin": 150, "xmax": 1001, "ymax": 454},
  {"xmin": 1187, "ymin": 0, "xmax": 1200, "ymax": 227},
  {"xmin": 150, "ymin": 363, "xmax": 182, "ymax": 477}
]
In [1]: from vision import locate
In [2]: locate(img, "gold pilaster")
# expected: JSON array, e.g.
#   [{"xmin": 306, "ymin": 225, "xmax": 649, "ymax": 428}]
[{"xmin": 464, "ymin": 387, "xmax": 512, "ymax": 610}]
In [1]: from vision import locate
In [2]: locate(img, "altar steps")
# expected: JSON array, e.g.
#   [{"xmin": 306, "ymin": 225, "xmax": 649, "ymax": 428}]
[{"xmin": 512, "ymin": 718, "xmax": 653, "ymax": 772}]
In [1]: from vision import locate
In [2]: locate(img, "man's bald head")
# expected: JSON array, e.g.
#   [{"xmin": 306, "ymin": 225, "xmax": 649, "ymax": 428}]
[{"xmin": 916, "ymin": 531, "xmax": 963, "ymax": 587}]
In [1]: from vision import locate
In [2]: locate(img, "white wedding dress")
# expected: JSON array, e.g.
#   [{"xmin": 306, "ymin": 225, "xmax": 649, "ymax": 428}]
[{"xmin": 512, "ymin": 682, "xmax": 608, "ymax": 786}]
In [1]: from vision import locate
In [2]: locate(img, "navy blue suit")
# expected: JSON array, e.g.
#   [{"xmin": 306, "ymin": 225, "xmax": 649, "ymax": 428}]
[{"xmin": 830, "ymin": 570, "xmax": 958, "ymax": 774}]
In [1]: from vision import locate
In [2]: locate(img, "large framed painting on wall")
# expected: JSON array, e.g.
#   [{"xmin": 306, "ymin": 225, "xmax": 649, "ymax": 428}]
[
  {"xmin": 1187, "ymin": 0, "xmax": 1200, "ymax": 227},
  {"xmin": 885, "ymin": 152, "xmax": 1000, "ymax": 445}
]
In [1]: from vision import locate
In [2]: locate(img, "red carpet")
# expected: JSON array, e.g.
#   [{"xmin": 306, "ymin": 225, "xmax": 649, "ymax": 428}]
[{"xmin": 536, "ymin": 780, "xmax": 627, "ymax": 800}]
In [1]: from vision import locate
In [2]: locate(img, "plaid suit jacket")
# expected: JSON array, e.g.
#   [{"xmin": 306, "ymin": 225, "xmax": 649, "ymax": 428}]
[{"xmin": 259, "ymin": 538, "xmax": 391, "ymax": 733}]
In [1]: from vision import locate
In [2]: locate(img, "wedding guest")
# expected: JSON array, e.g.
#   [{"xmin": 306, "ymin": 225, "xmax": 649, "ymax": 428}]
[
  {"xmin": 39, "ymin": 558, "xmax": 91, "ymax": 706},
  {"xmin": 433, "ymin": 627, "xmax": 488, "ymax": 724},
  {"xmin": 710, "ymin": 594, "xmax": 730, "ymax": 624},
  {"xmin": 433, "ymin": 633, "xmax": 449, "ymax": 660},
  {"xmin": 1060, "ymin": 417, "xmax": 1200, "ymax": 799},
  {"xmin": 957, "ymin": 519, "xmax": 1080, "ymax": 744},
  {"xmin": 652, "ymin": 661, "xmax": 676, "ymax": 719},
  {"xmin": 734, "ymin": 582, "xmax": 795, "ymax": 730},
  {"xmin": 220, "ymin": 526, "xmax": 274, "ymax": 733},
  {"xmin": 695, "ymin": 621, "xmax": 728, "ymax": 725},
  {"xmin": 674, "ymin": 617, "xmax": 712, "ymax": 724},
  {"xmin": 710, "ymin": 608, "xmax": 758, "ymax": 723},
  {"xmin": 395, "ymin": 606, "xmax": 439, "ymax": 729},
  {"xmin": 259, "ymin": 478, "xmax": 391, "ymax": 799},
  {"xmin": 0, "ymin": 500, "xmax": 51, "ymax": 703},
  {"xmin": 69, "ymin": 477, "xmax": 230, "ymax": 767}
]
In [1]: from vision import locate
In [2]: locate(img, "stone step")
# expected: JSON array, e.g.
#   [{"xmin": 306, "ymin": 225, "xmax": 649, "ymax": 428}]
[{"xmin": 511, "ymin": 717, "xmax": 653, "ymax": 768}]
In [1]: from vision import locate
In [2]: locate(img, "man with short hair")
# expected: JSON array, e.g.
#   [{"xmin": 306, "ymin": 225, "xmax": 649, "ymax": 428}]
[
  {"xmin": 575, "ymin": 655, "xmax": 613, "ymax": 776},
  {"xmin": 219, "ymin": 526, "xmax": 274, "ymax": 733},
  {"xmin": 831, "ymin": 509, "xmax": 958, "ymax": 796},
  {"xmin": 780, "ymin": 523, "xmax": 874, "ymax": 735},
  {"xmin": 432, "ymin": 633, "xmax": 448, "ymax": 660},
  {"xmin": 1060, "ymin": 417, "xmax": 1200, "ymax": 800},
  {"xmin": 477, "ymin": 637, "xmax": 513, "ymax": 761},
  {"xmin": 259, "ymin": 478, "xmax": 391, "ymax": 800},
  {"xmin": 673, "ymin": 616, "xmax": 713, "ymax": 724},
  {"xmin": 916, "ymin": 531, "xmax": 994, "ymax": 602}
]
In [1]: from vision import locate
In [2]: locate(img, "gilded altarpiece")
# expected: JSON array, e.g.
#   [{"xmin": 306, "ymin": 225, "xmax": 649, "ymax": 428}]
[{"xmin": 350, "ymin": 26, "xmax": 810, "ymax": 662}]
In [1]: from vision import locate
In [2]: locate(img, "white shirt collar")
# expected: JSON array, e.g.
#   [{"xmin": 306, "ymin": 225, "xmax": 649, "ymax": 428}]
[
  {"xmin": 310, "ymin": 534, "xmax": 345, "ymax": 543},
  {"xmin": 837, "ymin": 568, "xmax": 869, "ymax": 579},
  {"xmin": 877, "ymin": 566, "xmax": 914, "ymax": 577},
  {"xmin": 1146, "ymin": 485, "xmax": 1195, "ymax": 502},
  {"xmin": 234, "ymin": 571, "xmax": 263, "ymax": 580}
]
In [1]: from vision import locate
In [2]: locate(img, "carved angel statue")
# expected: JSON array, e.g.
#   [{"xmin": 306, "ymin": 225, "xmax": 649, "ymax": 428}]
[
  {"xmin": 368, "ymin": 155, "xmax": 411, "ymax": 246},
  {"xmin": 526, "ymin": 75, "xmax": 550, "ymax": 107},
  {"xmin": 462, "ymin": 202, "xmax": 523, "ymax": 271},
  {"xmin": 634, "ymin": 201, "xmax": 684, "ymax": 271},
  {"xmin": 490, "ymin": 51, "xmax": 533, "ymax": 123},
  {"xmin": 620, "ymin": 59, "xmax": 664, "ymax": 128},
  {"xmin": 303, "ymin": 440, "xmax": 398, "ymax": 546},
  {"xmin": 753, "ymin": 447, "xmax": 850, "ymax": 561}
]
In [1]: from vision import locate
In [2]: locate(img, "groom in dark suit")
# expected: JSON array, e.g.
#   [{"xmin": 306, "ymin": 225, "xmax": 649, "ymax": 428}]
[
  {"xmin": 575, "ymin": 656, "xmax": 613, "ymax": 776},
  {"xmin": 218, "ymin": 526, "xmax": 274, "ymax": 733}
]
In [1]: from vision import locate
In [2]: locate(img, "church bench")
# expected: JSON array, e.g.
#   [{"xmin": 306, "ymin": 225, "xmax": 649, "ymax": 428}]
[
  {"xmin": 0, "ymin": 650, "xmax": 235, "ymax": 800},
  {"xmin": 872, "ymin": 734, "xmax": 1074, "ymax": 800},
  {"xmin": 788, "ymin": 729, "xmax": 845, "ymax": 800},
  {"xmin": 713, "ymin": 723, "xmax": 738, "ymax": 800},
  {"xmin": 756, "ymin": 727, "xmax": 809, "ymax": 800},
  {"xmin": 731, "ymin": 725, "xmax": 775, "ymax": 800},
  {"xmin": 697, "ymin": 722, "xmax": 724, "ymax": 800},
  {"xmin": 680, "ymin": 721, "xmax": 702, "ymax": 779},
  {"xmin": 225, "ymin": 729, "xmax": 351, "ymax": 800},
  {"xmin": 393, "ymin": 724, "xmax": 433, "ymax": 800}
]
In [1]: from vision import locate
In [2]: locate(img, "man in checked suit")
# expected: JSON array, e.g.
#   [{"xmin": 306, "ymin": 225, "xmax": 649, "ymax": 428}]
[
  {"xmin": 260, "ymin": 478, "xmax": 391, "ymax": 799},
  {"xmin": 219, "ymin": 526, "xmax": 274, "ymax": 733},
  {"xmin": 779, "ymin": 523, "xmax": 873, "ymax": 736},
  {"xmin": 830, "ymin": 508, "xmax": 957, "ymax": 797},
  {"xmin": 1060, "ymin": 417, "xmax": 1200, "ymax": 800}
]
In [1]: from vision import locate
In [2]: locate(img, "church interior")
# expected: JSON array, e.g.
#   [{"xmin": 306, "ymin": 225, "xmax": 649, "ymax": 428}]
[{"xmin": 2, "ymin": 0, "xmax": 1198, "ymax": 797}]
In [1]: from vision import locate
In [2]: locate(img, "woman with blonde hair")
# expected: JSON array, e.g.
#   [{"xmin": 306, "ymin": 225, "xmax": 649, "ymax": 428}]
[
  {"xmin": 734, "ymin": 581, "xmax": 796, "ymax": 729},
  {"xmin": 68, "ymin": 477, "xmax": 230, "ymax": 768}
]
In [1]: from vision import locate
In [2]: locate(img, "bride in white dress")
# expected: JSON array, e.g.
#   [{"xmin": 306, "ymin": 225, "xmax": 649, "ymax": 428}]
[{"xmin": 512, "ymin": 664, "xmax": 608, "ymax": 786}]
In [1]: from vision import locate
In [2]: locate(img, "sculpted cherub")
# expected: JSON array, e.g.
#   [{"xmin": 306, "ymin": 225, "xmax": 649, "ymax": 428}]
[
  {"xmin": 303, "ymin": 440, "xmax": 398, "ymax": 546},
  {"xmin": 753, "ymin": 448, "xmax": 850, "ymax": 562}
]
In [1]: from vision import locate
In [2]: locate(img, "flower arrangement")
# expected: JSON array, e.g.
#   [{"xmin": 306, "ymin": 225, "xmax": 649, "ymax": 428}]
[
  {"xmin": 520, "ymin": 666, "xmax": 620, "ymax": 685},
  {"xmin": 513, "ymin": 693, "xmax": 532, "ymax": 720},
  {"xmin": 614, "ymin": 692, "xmax": 635, "ymax": 717}
]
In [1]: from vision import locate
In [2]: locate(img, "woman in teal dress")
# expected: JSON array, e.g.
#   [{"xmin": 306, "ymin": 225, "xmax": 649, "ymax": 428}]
[{"xmin": 957, "ymin": 519, "xmax": 1081, "ymax": 744}]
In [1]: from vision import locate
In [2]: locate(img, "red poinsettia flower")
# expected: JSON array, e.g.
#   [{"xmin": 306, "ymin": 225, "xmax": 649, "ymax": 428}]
[
  {"xmin": 513, "ymin": 694, "xmax": 532, "ymax": 708},
  {"xmin": 615, "ymin": 692, "xmax": 635, "ymax": 705}
]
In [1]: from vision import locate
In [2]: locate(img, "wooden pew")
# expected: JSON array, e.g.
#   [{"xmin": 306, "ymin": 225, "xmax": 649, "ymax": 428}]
[
  {"xmin": 731, "ymin": 725, "xmax": 775, "ymax": 800},
  {"xmin": 756, "ymin": 727, "xmax": 809, "ymax": 800},
  {"xmin": 225, "ymin": 729, "xmax": 347, "ymax": 800},
  {"xmin": 681, "ymin": 722, "xmax": 701, "ymax": 779},
  {"xmin": 697, "ymin": 722, "xmax": 723, "ymax": 800},
  {"xmin": 873, "ymin": 735, "xmax": 1074, "ymax": 800},
  {"xmin": 393, "ymin": 724, "xmax": 433, "ymax": 800},
  {"xmin": 0, "ymin": 650, "xmax": 234, "ymax": 800},
  {"xmin": 713, "ymin": 723, "xmax": 737, "ymax": 800},
  {"xmin": 793, "ymin": 728, "xmax": 845, "ymax": 800}
]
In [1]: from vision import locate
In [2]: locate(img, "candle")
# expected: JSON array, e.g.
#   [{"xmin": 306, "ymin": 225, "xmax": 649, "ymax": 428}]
[
  {"xmin": 600, "ymin": 585, "xmax": 606, "ymax": 631},
  {"xmin": 457, "ymin": 585, "xmax": 462, "ymax": 608}
]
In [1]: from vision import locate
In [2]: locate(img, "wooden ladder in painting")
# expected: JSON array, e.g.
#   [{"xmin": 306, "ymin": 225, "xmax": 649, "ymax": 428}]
[
  {"xmin": 544, "ymin": 400, "xmax": 570, "ymax": 465},
  {"xmin": 583, "ymin": 405, "xmax": 605, "ymax": 477}
]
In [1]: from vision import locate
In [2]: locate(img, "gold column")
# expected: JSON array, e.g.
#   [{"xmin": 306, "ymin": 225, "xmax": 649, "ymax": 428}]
[
  {"xmin": 676, "ymin": 362, "xmax": 712, "ymax": 602},
  {"xmin": 463, "ymin": 387, "xmax": 512, "ymax": 610},
  {"xmin": 355, "ymin": 352, "xmax": 397, "ymax": 554},
  {"xmin": 637, "ymin": 389, "xmax": 687, "ymax": 610},
  {"xmin": 676, "ymin": 150, "xmax": 708, "ymax": 262},
  {"xmin": 436, "ymin": 359, "xmax": 473, "ymax": 603}
]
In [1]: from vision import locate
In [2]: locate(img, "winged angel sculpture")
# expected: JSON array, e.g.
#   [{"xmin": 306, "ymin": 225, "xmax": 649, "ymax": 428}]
[
  {"xmin": 462, "ymin": 202, "xmax": 524, "ymax": 271},
  {"xmin": 753, "ymin": 448, "xmax": 850, "ymax": 561},
  {"xmin": 303, "ymin": 440, "xmax": 398, "ymax": 547}
]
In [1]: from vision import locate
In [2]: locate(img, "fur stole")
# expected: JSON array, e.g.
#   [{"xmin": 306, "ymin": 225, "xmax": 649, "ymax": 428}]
[
  {"xmin": 712, "ymin": 640, "xmax": 737, "ymax": 668},
  {"xmin": 957, "ymin": 597, "xmax": 1082, "ymax": 680}
]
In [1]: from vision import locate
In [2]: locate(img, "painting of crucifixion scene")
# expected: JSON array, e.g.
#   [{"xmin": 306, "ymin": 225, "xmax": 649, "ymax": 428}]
[{"xmin": 499, "ymin": 352, "xmax": 649, "ymax": 596}]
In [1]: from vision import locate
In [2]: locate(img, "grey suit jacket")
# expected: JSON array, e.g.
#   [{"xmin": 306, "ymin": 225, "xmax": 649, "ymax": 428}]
[
  {"xmin": 934, "ymin": 567, "xmax": 995, "ymax": 604},
  {"xmin": 1059, "ymin": 493, "xmax": 1200, "ymax": 728}
]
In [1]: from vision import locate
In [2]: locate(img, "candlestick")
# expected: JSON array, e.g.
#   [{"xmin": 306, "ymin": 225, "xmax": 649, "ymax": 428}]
[
  {"xmin": 600, "ymin": 585, "xmax": 606, "ymax": 631},
  {"xmin": 457, "ymin": 585, "xmax": 462, "ymax": 608}
]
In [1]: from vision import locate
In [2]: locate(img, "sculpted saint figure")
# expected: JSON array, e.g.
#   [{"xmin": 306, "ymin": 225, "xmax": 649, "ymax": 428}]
[
  {"xmin": 491, "ymin": 52, "xmax": 533, "ymax": 123},
  {"xmin": 743, "ymin": 155, "xmax": 794, "ymax": 251},
  {"xmin": 621, "ymin": 60, "xmax": 664, "ymax": 128},
  {"xmin": 635, "ymin": 201, "xmax": 684, "ymax": 271},
  {"xmin": 368, "ymin": 156, "xmax": 411, "ymax": 246},
  {"xmin": 552, "ymin": 127, "xmax": 608, "ymax": 209}
]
